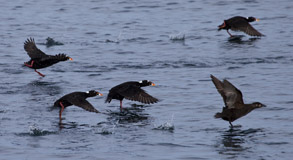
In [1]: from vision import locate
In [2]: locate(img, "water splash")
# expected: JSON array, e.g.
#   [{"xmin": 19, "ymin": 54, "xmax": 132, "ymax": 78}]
[
  {"xmin": 169, "ymin": 32, "xmax": 185, "ymax": 41},
  {"xmin": 95, "ymin": 121, "xmax": 118, "ymax": 135},
  {"xmin": 16, "ymin": 125, "xmax": 55, "ymax": 136},
  {"xmin": 106, "ymin": 29, "xmax": 138, "ymax": 43},
  {"xmin": 26, "ymin": 125, "xmax": 55, "ymax": 136},
  {"xmin": 153, "ymin": 114, "xmax": 175, "ymax": 131}
]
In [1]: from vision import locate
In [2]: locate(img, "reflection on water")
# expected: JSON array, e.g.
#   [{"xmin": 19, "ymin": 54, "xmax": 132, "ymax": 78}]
[
  {"xmin": 216, "ymin": 128, "xmax": 264, "ymax": 158},
  {"xmin": 219, "ymin": 35, "xmax": 261, "ymax": 50},
  {"xmin": 106, "ymin": 104, "xmax": 150, "ymax": 124},
  {"xmin": 57, "ymin": 121, "xmax": 79, "ymax": 130},
  {"xmin": 24, "ymin": 80, "xmax": 62, "ymax": 96},
  {"xmin": 0, "ymin": 0, "xmax": 292, "ymax": 159},
  {"xmin": 228, "ymin": 35, "xmax": 261, "ymax": 44}
]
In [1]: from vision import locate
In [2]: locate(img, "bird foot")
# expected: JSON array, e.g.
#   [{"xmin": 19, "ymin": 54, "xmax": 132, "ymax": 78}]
[
  {"xmin": 35, "ymin": 70, "xmax": 45, "ymax": 77},
  {"xmin": 24, "ymin": 60, "xmax": 34, "ymax": 68},
  {"xmin": 227, "ymin": 30, "xmax": 233, "ymax": 37}
]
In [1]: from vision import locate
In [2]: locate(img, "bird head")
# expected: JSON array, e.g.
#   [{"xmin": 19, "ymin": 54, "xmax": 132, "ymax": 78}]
[
  {"xmin": 247, "ymin": 17, "xmax": 260, "ymax": 22},
  {"xmin": 86, "ymin": 90, "xmax": 103, "ymax": 97},
  {"xmin": 252, "ymin": 102, "xmax": 266, "ymax": 108},
  {"xmin": 67, "ymin": 56, "xmax": 73, "ymax": 61},
  {"xmin": 138, "ymin": 80, "xmax": 155, "ymax": 87}
]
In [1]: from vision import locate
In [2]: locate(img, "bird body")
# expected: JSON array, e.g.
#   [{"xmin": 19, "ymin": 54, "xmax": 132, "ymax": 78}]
[
  {"xmin": 214, "ymin": 104, "xmax": 260, "ymax": 122},
  {"xmin": 211, "ymin": 75, "xmax": 266, "ymax": 127},
  {"xmin": 54, "ymin": 90, "xmax": 102, "ymax": 121},
  {"xmin": 218, "ymin": 16, "xmax": 263, "ymax": 37},
  {"xmin": 23, "ymin": 38, "xmax": 72, "ymax": 77},
  {"xmin": 105, "ymin": 80, "xmax": 158, "ymax": 110},
  {"xmin": 25, "ymin": 53, "xmax": 70, "ymax": 69}
]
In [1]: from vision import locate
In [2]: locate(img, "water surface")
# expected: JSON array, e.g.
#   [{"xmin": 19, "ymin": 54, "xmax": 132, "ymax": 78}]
[{"xmin": 0, "ymin": 0, "xmax": 293, "ymax": 159}]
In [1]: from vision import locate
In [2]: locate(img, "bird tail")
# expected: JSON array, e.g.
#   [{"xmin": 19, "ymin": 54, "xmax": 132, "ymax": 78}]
[
  {"xmin": 218, "ymin": 25, "xmax": 223, "ymax": 31},
  {"xmin": 214, "ymin": 112, "xmax": 222, "ymax": 118},
  {"xmin": 105, "ymin": 96, "xmax": 112, "ymax": 103},
  {"xmin": 53, "ymin": 100, "xmax": 60, "ymax": 107},
  {"xmin": 218, "ymin": 22, "xmax": 226, "ymax": 31}
]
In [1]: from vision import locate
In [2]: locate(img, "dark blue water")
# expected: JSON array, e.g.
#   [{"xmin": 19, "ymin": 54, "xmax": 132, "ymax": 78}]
[{"xmin": 1, "ymin": 0, "xmax": 293, "ymax": 159}]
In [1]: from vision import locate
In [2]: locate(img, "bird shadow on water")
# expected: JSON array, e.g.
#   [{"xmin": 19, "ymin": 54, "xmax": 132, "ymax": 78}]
[{"xmin": 215, "ymin": 127, "xmax": 264, "ymax": 158}]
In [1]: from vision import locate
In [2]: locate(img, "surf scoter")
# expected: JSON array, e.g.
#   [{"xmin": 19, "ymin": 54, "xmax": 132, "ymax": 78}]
[
  {"xmin": 105, "ymin": 80, "xmax": 158, "ymax": 110},
  {"xmin": 211, "ymin": 75, "xmax": 266, "ymax": 127},
  {"xmin": 218, "ymin": 16, "xmax": 263, "ymax": 37},
  {"xmin": 54, "ymin": 90, "xmax": 102, "ymax": 121},
  {"xmin": 23, "ymin": 37, "xmax": 72, "ymax": 77}
]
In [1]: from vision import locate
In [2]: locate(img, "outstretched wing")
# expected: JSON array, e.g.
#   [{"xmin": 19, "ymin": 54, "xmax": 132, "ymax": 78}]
[
  {"xmin": 211, "ymin": 75, "xmax": 244, "ymax": 109},
  {"xmin": 230, "ymin": 19, "xmax": 263, "ymax": 36},
  {"xmin": 69, "ymin": 98, "xmax": 99, "ymax": 113},
  {"xmin": 211, "ymin": 75, "xmax": 228, "ymax": 105},
  {"xmin": 24, "ymin": 37, "xmax": 48, "ymax": 59},
  {"xmin": 222, "ymin": 79, "xmax": 244, "ymax": 109},
  {"xmin": 118, "ymin": 86, "xmax": 158, "ymax": 104}
]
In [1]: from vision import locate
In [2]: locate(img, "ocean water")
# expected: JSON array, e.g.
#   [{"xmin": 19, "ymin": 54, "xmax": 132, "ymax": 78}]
[{"xmin": 0, "ymin": 0, "xmax": 293, "ymax": 159}]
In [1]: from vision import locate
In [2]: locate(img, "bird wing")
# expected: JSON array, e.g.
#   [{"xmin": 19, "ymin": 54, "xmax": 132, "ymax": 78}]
[
  {"xmin": 118, "ymin": 86, "xmax": 158, "ymax": 104},
  {"xmin": 211, "ymin": 75, "xmax": 228, "ymax": 106},
  {"xmin": 230, "ymin": 19, "xmax": 263, "ymax": 36},
  {"xmin": 37, "ymin": 54, "xmax": 68, "ymax": 63},
  {"xmin": 211, "ymin": 75, "xmax": 244, "ymax": 109},
  {"xmin": 24, "ymin": 38, "xmax": 48, "ymax": 59},
  {"xmin": 222, "ymin": 79, "xmax": 244, "ymax": 109},
  {"xmin": 69, "ymin": 98, "xmax": 99, "ymax": 113},
  {"xmin": 242, "ymin": 24, "xmax": 263, "ymax": 36}
]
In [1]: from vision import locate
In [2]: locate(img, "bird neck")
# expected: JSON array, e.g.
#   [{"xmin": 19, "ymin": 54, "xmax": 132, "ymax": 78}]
[
  {"xmin": 246, "ymin": 18, "xmax": 254, "ymax": 22},
  {"xmin": 139, "ymin": 84, "xmax": 148, "ymax": 87},
  {"xmin": 244, "ymin": 104, "xmax": 258, "ymax": 111},
  {"xmin": 86, "ymin": 93, "xmax": 96, "ymax": 98}
]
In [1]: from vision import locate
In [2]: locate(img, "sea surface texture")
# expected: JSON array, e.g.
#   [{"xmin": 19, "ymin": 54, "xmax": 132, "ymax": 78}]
[{"xmin": 0, "ymin": 0, "xmax": 293, "ymax": 159}]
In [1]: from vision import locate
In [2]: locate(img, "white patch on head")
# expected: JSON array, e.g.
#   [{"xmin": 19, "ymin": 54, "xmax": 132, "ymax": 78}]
[
  {"xmin": 139, "ymin": 81, "xmax": 143, "ymax": 83},
  {"xmin": 86, "ymin": 91, "xmax": 90, "ymax": 94}
]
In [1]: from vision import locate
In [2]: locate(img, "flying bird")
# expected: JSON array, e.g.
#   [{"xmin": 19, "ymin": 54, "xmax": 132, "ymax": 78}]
[
  {"xmin": 23, "ymin": 37, "xmax": 72, "ymax": 77},
  {"xmin": 54, "ymin": 90, "xmax": 103, "ymax": 121},
  {"xmin": 211, "ymin": 75, "xmax": 266, "ymax": 127},
  {"xmin": 105, "ymin": 80, "xmax": 158, "ymax": 110},
  {"xmin": 218, "ymin": 16, "xmax": 263, "ymax": 37}
]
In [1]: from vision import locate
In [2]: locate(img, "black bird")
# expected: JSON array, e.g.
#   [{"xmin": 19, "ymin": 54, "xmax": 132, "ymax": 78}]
[
  {"xmin": 218, "ymin": 16, "xmax": 263, "ymax": 37},
  {"xmin": 211, "ymin": 75, "xmax": 266, "ymax": 127},
  {"xmin": 54, "ymin": 90, "xmax": 103, "ymax": 121},
  {"xmin": 23, "ymin": 37, "xmax": 72, "ymax": 77},
  {"xmin": 105, "ymin": 80, "xmax": 158, "ymax": 110}
]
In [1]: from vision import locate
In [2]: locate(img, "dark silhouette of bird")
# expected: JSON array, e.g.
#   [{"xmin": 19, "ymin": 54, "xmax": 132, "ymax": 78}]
[
  {"xmin": 105, "ymin": 80, "xmax": 158, "ymax": 110},
  {"xmin": 218, "ymin": 16, "xmax": 263, "ymax": 37},
  {"xmin": 54, "ymin": 90, "xmax": 103, "ymax": 121},
  {"xmin": 23, "ymin": 37, "xmax": 72, "ymax": 77},
  {"xmin": 211, "ymin": 75, "xmax": 266, "ymax": 128}
]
